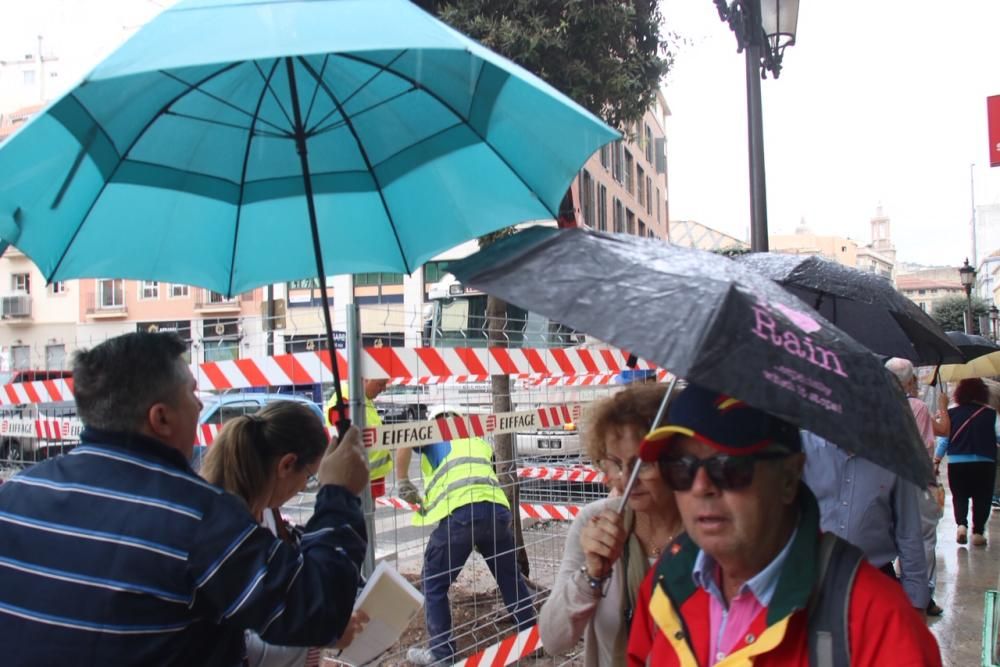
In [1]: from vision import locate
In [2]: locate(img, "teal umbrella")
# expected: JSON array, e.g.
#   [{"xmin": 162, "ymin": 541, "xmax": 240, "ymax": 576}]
[{"xmin": 0, "ymin": 0, "xmax": 617, "ymax": 427}]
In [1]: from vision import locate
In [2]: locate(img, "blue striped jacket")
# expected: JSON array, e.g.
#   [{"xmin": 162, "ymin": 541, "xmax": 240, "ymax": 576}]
[{"xmin": 0, "ymin": 428, "xmax": 367, "ymax": 666}]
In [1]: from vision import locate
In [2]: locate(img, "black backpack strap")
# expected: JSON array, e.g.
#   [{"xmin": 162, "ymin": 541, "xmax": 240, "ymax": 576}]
[{"xmin": 807, "ymin": 533, "xmax": 864, "ymax": 667}]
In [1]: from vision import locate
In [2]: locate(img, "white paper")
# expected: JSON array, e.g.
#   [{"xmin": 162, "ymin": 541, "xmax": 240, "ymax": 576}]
[{"xmin": 333, "ymin": 561, "xmax": 424, "ymax": 666}]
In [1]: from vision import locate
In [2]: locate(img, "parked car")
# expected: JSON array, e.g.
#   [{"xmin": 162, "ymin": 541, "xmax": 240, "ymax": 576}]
[{"xmin": 192, "ymin": 392, "xmax": 324, "ymax": 470}]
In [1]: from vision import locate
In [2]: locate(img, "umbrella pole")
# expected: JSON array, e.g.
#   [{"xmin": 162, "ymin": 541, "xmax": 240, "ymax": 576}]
[
  {"xmin": 285, "ymin": 58, "xmax": 349, "ymax": 435},
  {"xmin": 618, "ymin": 375, "xmax": 678, "ymax": 514}
]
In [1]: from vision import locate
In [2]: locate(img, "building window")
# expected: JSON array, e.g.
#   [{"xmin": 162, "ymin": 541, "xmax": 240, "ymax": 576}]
[
  {"xmin": 170, "ymin": 284, "xmax": 190, "ymax": 298},
  {"xmin": 636, "ymin": 166, "xmax": 645, "ymax": 207},
  {"xmin": 645, "ymin": 124, "xmax": 654, "ymax": 163},
  {"xmin": 424, "ymin": 261, "xmax": 452, "ymax": 283},
  {"xmin": 140, "ymin": 281, "xmax": 159, "ymax": 300},
  {"xmin": 624, "ymin": 150, "xmax": 634, "ymax": 194},
  {"xmin": 626, "ymin": 209, "xmax": 636, "ymax": 235},
  {"xmin": 639, "ymin": 221, "xmax": 646, "ymax": 238},
  {"xmin": 656, "ymin": 188, "xmax": 661, "ymax": 222},
  {"xmin": 611, "ymin": 141, "xmax": 623, "ymax": 183},
  {"xmin": 356, "ymin": 272, "xmax": 404, "ymax": 286},
  {"xmin": 597, "ymin": 185, "xmax": 608, "ymax": 232},
  {"xmin": 580, "ymin": 169, "xmax": 595, "ymax": 228},
  {"xmin": 97, "ymin": 279, "xmax": 124, "ymax": 308},
  {"xmin": 917, "ymin": 289, "xmax": 926, "ymax": 295},
  {"xmin": 11, "ymin": 273, "xmax": 30, "ymax": 293},
  {"xmin": 613, "ymin": 198, "xmax": 624, "ymax": 233},
  {"xmin": 50, "ymin": 281, "xmax": 66, "ymax": 295},
  {"xmin": 206, "ymin": 290, "xmax": 235, "ymax": 303},
  {"xmin": 646, "ymin": 176, "xmax": 653, "ymax": 215},
  {"xmin": 599, "ymin": 145, "xmax": 610, "ymax": 170}
]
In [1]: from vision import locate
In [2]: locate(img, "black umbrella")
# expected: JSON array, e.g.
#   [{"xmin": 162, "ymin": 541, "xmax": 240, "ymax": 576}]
[
  {"xmin": 737, "ymin": 253, "xmax": 963, "ymax": 365},
  {"xmin": 451, "ymin": 227, "xmax": 931, "ymax": 485},
  {"xmin": 945, "ymin": 331, "xmax": 999, "ymax": 361}
]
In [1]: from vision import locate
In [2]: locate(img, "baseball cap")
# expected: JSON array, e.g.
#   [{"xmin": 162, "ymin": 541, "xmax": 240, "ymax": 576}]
[{"xmin": 638, "ymin": 383, "xmax": 801, "ymax": 461}]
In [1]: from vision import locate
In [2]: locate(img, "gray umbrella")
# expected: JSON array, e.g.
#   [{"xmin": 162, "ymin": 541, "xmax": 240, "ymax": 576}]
[
  {"xmin": 450, "ymin": 227, "xmax": 932, "ymax": 486},
  {"xmin": 737, "ymin": 253, "xmax": 963, "ymax": 365}
]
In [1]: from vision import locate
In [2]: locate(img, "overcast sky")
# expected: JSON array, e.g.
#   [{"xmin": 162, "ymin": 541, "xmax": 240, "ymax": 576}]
[
  {"xmin": 5, "ymin": 0, "xmax": 1000, "ymax": 267},
  {"xmin": 660, "ymin": 0, "xmax": 1000, "ymax": 266}
]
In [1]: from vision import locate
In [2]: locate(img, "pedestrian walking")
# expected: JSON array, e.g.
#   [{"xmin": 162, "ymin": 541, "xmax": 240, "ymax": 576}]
[
  {"xmin": 935, "ymin": 378, "xmax": 998, "ymax": 546},
  {"xmin": 627, "ymin": 383, "xmax": 940, "ymax": 666}
]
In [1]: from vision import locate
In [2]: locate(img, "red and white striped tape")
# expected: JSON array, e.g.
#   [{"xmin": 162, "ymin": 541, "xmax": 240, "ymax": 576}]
[
  {"xmin": 454, "ymin": 625, "xmax": 541, "ymax": 667},
  {"xmin": 0, "ymin": 417, "xmax": 82, "ymax": 442},
  {"xmin": 525, "ymin": 368, "xmax": 672, "ymax": 387},
  {"xmin": 517, "ymin": 465, "xmax": 604, "ymax": 483},
  {"xmin": 1, "ymin": 347, "xmax": 654, "ymax": 406},
  {"xmin": 375, "ymin": 497, "xmax": 583, "ymax": 522}
]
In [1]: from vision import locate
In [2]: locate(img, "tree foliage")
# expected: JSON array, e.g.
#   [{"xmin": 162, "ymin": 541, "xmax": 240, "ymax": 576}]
[
  {"xmin": 413, "ymin": 0, "xmax": 675, "ymax": 130},
  {"xmin": 931, "ymin": 295, "xmax": 992, "ymax": 336}
]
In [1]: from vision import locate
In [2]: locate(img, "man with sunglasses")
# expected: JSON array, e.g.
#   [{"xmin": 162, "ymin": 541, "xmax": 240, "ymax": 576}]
[{"xmin": 626, "ymin": 383, "xmax": 940, "ymax": 666}]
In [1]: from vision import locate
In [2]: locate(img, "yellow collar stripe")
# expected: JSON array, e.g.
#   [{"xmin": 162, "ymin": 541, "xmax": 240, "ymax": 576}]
[
  {"xmin": 713, "ymin": 615, "xmax": 792, "ymax": 667},
  {"xmin": 649, "ymin": 583, "xmax": 698, "ymax": 667}
]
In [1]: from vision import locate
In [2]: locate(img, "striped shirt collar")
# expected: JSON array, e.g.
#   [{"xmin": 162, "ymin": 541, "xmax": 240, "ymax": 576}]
[{"xmin": 80, "ymin": 427, "xmax": 192, "ymax": 471}]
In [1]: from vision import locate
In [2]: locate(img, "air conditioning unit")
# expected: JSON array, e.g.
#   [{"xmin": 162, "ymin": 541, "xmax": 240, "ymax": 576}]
[{"xmin": 1, "ymin": 295, "xmax": 30, "ymax": 318}]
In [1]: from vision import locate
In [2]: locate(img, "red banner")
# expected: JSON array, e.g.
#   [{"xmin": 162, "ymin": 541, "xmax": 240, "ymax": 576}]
[{"xmin": 989, "ymin": 95, "xmax": 1000, "ymax": 167}]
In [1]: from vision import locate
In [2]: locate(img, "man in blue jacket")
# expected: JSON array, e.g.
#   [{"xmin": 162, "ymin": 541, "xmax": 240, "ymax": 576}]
[{"xmin": 0, "ymin": 332, "xmax": 369, "ymax": 666}]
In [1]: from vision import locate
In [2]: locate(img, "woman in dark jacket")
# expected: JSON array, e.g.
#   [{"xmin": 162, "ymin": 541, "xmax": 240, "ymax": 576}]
[{"xmin": 935, "ymin": 378, "xmax": 998, "ymax": 546}]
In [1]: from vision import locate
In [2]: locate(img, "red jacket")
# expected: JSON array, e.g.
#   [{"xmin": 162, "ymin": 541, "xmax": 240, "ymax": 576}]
[{"xmin": 627, "ymin": 490, "xmax": 941, "ymax": 667}]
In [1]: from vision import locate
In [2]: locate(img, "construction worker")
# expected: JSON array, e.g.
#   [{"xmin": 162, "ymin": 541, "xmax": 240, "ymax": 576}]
[
  {"xmin": 326, "ymin": 378, "xmax": 392, "ymax": 498},
  {"xmin": 404, "ymin": 414, "xmax": 535, "ymax": 665}
]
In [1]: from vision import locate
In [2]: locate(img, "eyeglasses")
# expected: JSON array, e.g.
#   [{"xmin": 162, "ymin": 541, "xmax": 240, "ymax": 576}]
[
  {"xmin": 659, "ymin": 452, "xmax": 790, "ymax": 491},
  {"xmin": 597, "ymin": 457, "xmax": 655, "ymax": 478}
]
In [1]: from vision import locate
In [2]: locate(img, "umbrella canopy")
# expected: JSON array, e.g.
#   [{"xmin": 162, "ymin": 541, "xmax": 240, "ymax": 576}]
[
  {"xmin": 944, "ymin": 331, "xmax": 999, "ymax": 361},
  {"xmin": 737, "ymin": 253, "xmax": 962, "ymax": 365},
  {"xmin": 0, "ymin": 0, "xmax": 617, "ymax": 295},
  {"xmin": 450, "ymin": 227, "xmax": 931, "ymax": 485},
  {"xmin": 937, "ymin": 351, "xmax": 1000, "ymax": 382}
]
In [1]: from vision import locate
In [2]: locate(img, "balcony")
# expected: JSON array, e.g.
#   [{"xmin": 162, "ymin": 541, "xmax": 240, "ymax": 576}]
[
  {"xmin": 0, "ymin": 294, "xmax": 31, "ymax": 322},
  {"xmin": 85, "ymin": 284, "xmax": 128, "ymax": 319},
  {"xmin": 194, "ymin": 290, "xmax": 241, "ymax": 313}
]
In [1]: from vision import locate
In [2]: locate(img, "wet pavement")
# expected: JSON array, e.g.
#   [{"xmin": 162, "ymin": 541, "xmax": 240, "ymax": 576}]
[{"xmin": 929, "ymin": 491, "xmax": 999, "ymax": 666}]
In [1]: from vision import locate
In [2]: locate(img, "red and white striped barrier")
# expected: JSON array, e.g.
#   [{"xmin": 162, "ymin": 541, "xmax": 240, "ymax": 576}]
[
  {"xmin": 375, "ymin": 497, "xmax": 583, "ymax": 522},
  {"xmin": 525, "ymin": 368, "xmax": 672, "ymax": 387},
  {"xmin": 0, "ymin": 417, "xmax": 82, "ymax": 442},
  {"xmin": 1, "ymin": 347, "xmax": 654, "ymax": 406},
  {"xmin": 454, "ymin": 625, "xmax": 541, "ymax": 667},
  {"xmin": 517, "ymin": 465, "xmax": 604, "ymax": 483}
]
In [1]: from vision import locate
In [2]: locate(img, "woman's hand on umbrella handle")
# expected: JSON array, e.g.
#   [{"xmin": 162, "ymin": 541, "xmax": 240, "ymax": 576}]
[
  {"xmin": 580, "ymin": 510, "xmax": 626, "ymax": 579},
  {"xmin": 938, "ymin": 392, "xmax": 949, "ymax": 412}
]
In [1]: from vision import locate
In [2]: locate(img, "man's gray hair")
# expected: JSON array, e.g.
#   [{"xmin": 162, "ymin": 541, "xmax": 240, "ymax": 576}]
[
  {"xmin": 885, "ymin": 357, "xmax": 916, "ymax": 387},
  {"xmin": 72, "ymin": 332, "xmax": 190, "ymax": 433}
]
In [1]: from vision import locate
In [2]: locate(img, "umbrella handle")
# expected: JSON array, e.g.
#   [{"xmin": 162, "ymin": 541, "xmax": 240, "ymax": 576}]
[{"xmin": 617, "ymin": 375, "xmax": 678, "ymax": 514}]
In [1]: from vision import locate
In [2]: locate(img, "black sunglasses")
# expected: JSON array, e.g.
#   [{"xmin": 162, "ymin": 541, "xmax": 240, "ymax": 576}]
[{"xmin": 660, "ymin": 452, "xmax": 791, "ymax": 491}]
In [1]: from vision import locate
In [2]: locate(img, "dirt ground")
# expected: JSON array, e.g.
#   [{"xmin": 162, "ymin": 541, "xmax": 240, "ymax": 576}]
[{"xmin": 324, "ymin": 520, "xmax": 584, "ymax": 666}]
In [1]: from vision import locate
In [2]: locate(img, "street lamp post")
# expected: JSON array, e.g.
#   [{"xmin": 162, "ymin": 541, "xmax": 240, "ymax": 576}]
[
  {"xmin": 715, "ymin": 0, "xmax": 800, "ymax": 252},
  {"xmin": 959, "ymin": 257, "xmax": 977, "ymax": 334},
  {"xmin": 990, "ymin": 305, "xmax": 999, "ymax": 341}
]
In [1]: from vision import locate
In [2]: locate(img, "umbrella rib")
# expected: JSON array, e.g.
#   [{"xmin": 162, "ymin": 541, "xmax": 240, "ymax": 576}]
[
  {"xmin": 47, "ymin": 62, "xmax": 245, "ymax": 283},
  {"xmin": 251, "ymin": 60, "xmax": 296, "ymax": 134},
  {"xmin": 305, "ymin": 50, "xmax": 409, "ymax": 136},
  {"xmin": 162, "ymin": 110, "xmax": 253, "ymax": 134},
  {"xmin": 302, "ymin": 54, "xmax": 331, "ymax": 131},
  {"xmin": 159, "ymin": 69, "xmax": 290, "ymax": 136},
  {"xmin": 226, "ymin": 59, "xmax": 282, "ymax": 298},
  {"xmin": 309, "ymin": 87, "xmax": 416, "ymax": 137},
  {"xmin": 339, "ymin": 52, "xmax": 559, "ymax": 220},
  {"xmin": 296, "ymin": 56, "xmax": 411, "ymax": 274}
]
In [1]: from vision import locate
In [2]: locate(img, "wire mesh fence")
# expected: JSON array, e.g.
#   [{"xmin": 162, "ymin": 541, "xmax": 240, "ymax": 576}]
[{"xmin": 0, "ymin": 309, "xmax": 636, "ymax": 664}]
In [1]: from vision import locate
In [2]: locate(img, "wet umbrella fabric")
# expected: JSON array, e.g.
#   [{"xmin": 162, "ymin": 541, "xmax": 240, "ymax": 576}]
[
  {"xmin": 737, "ymin": 253, "xmax": 962, "ymax": 365},
  {"xmin": 450, "ymin": 227, "xmax": 931, "ymax": 486},
  {"xmin": 944, "ymin": 331, "xmax": 999, "ymax": 362}
]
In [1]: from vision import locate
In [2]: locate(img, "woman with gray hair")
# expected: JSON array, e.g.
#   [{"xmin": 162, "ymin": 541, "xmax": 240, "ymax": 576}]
[{"xmin": 538, "ymin": 383, "xmax": 682, "ymax": 666}]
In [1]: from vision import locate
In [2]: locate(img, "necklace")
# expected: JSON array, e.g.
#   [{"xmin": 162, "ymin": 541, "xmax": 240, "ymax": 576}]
[{"xmin": 636, "ymin": 514, "xmax": 682, "ymax": 558}]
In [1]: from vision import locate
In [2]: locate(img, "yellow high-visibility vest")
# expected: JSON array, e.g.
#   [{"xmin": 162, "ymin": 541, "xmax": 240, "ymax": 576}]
[
  {"xmin": 326, "ymin": 383, "xmax": 392, "ymax": 480},
  {"xmin": 412, "ymin": 436, "xmax": 509, "ymax": 526}
]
